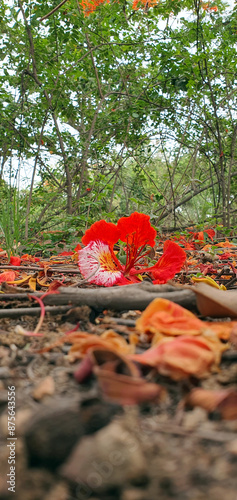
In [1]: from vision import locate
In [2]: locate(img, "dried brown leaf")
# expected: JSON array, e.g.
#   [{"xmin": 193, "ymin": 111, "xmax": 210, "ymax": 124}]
[{"xmin": 192, "ymin": 283, "xmax": 237, "ymax": 318}]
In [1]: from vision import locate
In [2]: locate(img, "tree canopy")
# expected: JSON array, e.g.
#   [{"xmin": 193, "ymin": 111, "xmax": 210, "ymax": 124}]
[{"xmin": 0, "ymin": 0, "xmax": 237, "ymax": 243}]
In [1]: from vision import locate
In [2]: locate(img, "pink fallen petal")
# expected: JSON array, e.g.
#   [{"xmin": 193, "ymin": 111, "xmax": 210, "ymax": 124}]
[
  {"xmin": 185, "ymin": 388, "xmax": 237, "ymax": 420},
  {"xmin": 94, "ymin": 366, "xmax": 165, "ymax": 405},
  {"xmin": 130, "ymin": 336, "xmax": 215, "ymax": 380}
]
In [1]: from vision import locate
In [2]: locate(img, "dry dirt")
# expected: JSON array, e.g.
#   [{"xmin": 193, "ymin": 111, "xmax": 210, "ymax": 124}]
[{"xmin": 0, "ymin": 304, "xmax": 237, "ymax": 500}]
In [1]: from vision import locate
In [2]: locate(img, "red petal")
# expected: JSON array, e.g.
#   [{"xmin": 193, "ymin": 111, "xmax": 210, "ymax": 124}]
[
  {"xmin": 197, "ymin": 231, "xmax": 204, "ymax": 241},
  {"xmin": 117, "ymin": 212, "xmax": 156, "ymax": 248},
  {"xmin": 185, "ymin": 388, "xmax": 237, "ymax": 420},
  {"xmin": 95, "ymin": 366, "xmax": 164, "ymax": 405},
  {"xmin": 57, "ymin": 251, "xmax": 74, "ymax": 256},
  {"xmin": 74, "ymin": 243, "xmax": 82, "ymax": 252},
  {"xmin": 0, "ymin": 271, "xmax": 16, "ymax": 283},
  {"xmin": 9, "ymin": 256, "xmax": 21, "ymax": 266},
  {"xmin": 150, "ymin": 241, "xmax": 186, "ymax": 284},
  {"xmin": 82, "ymin": 220, "xmax": 120, "ymax": 247},
  {"xmin": 219, "ymin": 253, "xmax": 232, "ymax": 260},
  {"xmin": 205, "ymin": 229, "xmax": 215, "ymax": 241}
]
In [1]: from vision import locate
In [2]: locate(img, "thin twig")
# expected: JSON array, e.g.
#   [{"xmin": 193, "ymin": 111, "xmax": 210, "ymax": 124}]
[
  {"xmin": 0, "ymin": 265, "xmax": 81, "ymax": 273},
  {"xmin": 0, "ymin": 305, "xmax": 72, "ymax": 319},
  {"xmin": 39, "ymin": 0, "xmax": 69, "ymax": 22}
]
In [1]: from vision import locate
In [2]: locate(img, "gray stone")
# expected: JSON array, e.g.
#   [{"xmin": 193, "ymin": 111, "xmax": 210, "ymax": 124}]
[{"xmin": 60, "ymin": 420, "xmax": 148, "ymax": 492}]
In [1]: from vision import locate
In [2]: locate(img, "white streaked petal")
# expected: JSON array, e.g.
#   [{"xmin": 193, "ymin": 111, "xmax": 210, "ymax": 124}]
[{"xmin": 78, "ymin": 240, "xmax": 123, "ymax": 287}]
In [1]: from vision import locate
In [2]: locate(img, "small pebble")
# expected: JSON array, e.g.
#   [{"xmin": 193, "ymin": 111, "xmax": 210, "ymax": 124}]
[
  {"xmin": 226, "ymin": 439, "xmax": 237, "ymax": 456},
  {"xmin": 0, "ymin": 367, "xmax": 11, "ymax": 378},
  {"xmin": 121, "ymin": 488, "xmax": 147, "ymax": 500},
  {"xmin": 32, "ymin": 376, "xmax": 55, "ymax": 401}
]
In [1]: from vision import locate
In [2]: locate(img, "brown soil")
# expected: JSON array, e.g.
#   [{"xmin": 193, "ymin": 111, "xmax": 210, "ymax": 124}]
[{"xmin": 0, "ymin": 305, "xmax": 237, "ymax": 500}]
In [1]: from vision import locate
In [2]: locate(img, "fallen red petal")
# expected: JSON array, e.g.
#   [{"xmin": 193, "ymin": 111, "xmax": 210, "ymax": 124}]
[
  {"xmin": 149, "ymin": 240, "xmax": 186, "ymax": 284},
  {"xmin": 117, "ymin": 212, "xmax": 156, "ymax": 248},
  {"xmin": 9, "ymin": 256, "xmax": 21, "ymax": 266}
]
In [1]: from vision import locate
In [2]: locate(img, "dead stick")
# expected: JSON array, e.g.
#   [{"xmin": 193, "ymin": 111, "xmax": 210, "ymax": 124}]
[
  {"xmin": 0, "ymin": 265, "xmax": 81, "ymax": 273},
  {"xmin": 39, "ymin": 0, "xmax": 69, "ymax": 21},
  {"xmin": 43, "ymin": 283, "xmax": 197, "ymax": 311},
  {"xmin": 0, "ymin": 305, "xmax": 72, "ymax": 319}
]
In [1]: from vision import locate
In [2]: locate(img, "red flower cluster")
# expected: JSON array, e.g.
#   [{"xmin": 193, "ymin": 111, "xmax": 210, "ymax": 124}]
[
  {"xmin": 188, "ymin": 228, "xmax": 215, "ymax": 243},
  {"xmin": 78, "ymin": 212, "xmax": 186, "ymax": 286},
  {"xmin": 80, "ymin": 0, "xmax": 109, "ymax": 16},
  {"xmin": 132, "ymin": 0, "xmax": 158, "ymax": 11},
  {"xmin": 80, "ymin": 0, "xmax": 158, "ymax": 15}
]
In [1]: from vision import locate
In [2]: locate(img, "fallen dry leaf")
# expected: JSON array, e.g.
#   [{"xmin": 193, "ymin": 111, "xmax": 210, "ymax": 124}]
[
  {"xmin": 130, "ymin": 336, "xmax": 215, "ymax": 380},
  {"xmin": 204, "ymin": 321, "xmax": 237, "ymax": 341},
  {"xmin": 135, "ymin": 297, "xmax": 233, "ymax": 348},
  {"xmin": 74, "ymin": 348, "xmax": 165, "ymax": 405},
  {"xmin": 136, "ymin": 298, "xmax": 204, "ymax": 337},
  {"xmin": 95, "ymin": 366, "xmax": 165, "ymax": 405},
  {"xmin": 38, "ymin": 329, "xmax": 135, "ymax": 360},
  {"xmin": 201, "ymin": 328, "xmax": 229, "ymax": 364},
  {"xmin": 68, "ymin": 330, "xmax": 135, "ymax": 361},
  {"xmin": 192, "ymin": 283, "xmax": 237, "ymax": 318}
]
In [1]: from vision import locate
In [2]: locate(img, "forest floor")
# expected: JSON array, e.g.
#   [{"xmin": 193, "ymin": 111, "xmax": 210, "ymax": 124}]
[{"xmin": 0, "ymin": 236, "xmax": 237, "ymax": 500}]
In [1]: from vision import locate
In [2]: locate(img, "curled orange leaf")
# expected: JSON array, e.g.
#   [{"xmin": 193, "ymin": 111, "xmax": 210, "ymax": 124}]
[
  {"xmin": 74, "ymin": 347, "xmax": 165, "ymax": 405},
  {"xmin": 136, "ymin": 298, "xmax": 204, "ymax": 337},
  {"xmin": 130, "ymin": 336, "xmax": 215, "ymax": 380},
  {"xmin": 95, "ymin": 365, "xmax": 164, "ymax": 405},
  {"xmin": 39, "ymin": 329, "xmax": 134, "ymax": 360},
  {"xmin": 185, "ymin": 388, "xmax": 237, "ymax": 420},
  {"xmin": 216, "ymin": 240, "xmax": 235, "ymax": 248},
  {"xmin": 205, "ymin": 321, "xmax": 237, "ymax": 341},
  {"xmin": 68, "ymin": 330, "xmax": 134, "ymax": 362}
]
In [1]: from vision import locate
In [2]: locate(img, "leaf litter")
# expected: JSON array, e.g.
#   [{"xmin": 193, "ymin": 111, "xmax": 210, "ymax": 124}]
[{"xmin": 0, "ymin": 218, "xmax": 237, "ymax": 499}]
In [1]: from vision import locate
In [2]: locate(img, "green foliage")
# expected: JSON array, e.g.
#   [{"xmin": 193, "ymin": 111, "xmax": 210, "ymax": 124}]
[
  {"xmin": 0, "ymin": 185, "xmax": 26, "ymax": 258},
  {"xmin": 0, "ymin": 0, "xmax": 237, "ymax": 238}
]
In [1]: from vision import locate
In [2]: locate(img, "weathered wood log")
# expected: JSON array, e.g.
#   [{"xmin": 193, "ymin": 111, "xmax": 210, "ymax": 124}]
[
  {"xmin": 0, "ymin": 283, "xmax": 197, "ymax": 317},
  {"xmin": 43, "ymin": 282, "xmax": 197, "ymax": 312}
]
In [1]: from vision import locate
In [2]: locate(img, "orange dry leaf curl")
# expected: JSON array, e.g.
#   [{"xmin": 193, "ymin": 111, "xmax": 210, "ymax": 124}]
[
  {"xmin": 130, "ymin": 336, "xmax": 215, "ymax": 380},
  {"xmin": 216, "ymin": 239, "xmax": 235, "ymax": 248},
  {"xmin": 68, "ymin": 330, "xmax": 135, "ymax": 361},
  {"xmin": 39, "ymin": 330, "xmax": 135, "ymax": 361},
  {"xmin": 136, "ymin": 298, "xmax": 204, "ymax": 337}
]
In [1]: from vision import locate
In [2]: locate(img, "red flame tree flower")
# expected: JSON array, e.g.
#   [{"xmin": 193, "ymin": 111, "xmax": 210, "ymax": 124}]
[{"xmin": 78, "ymin": 212, "xmax": 186, "ymax": 286}]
